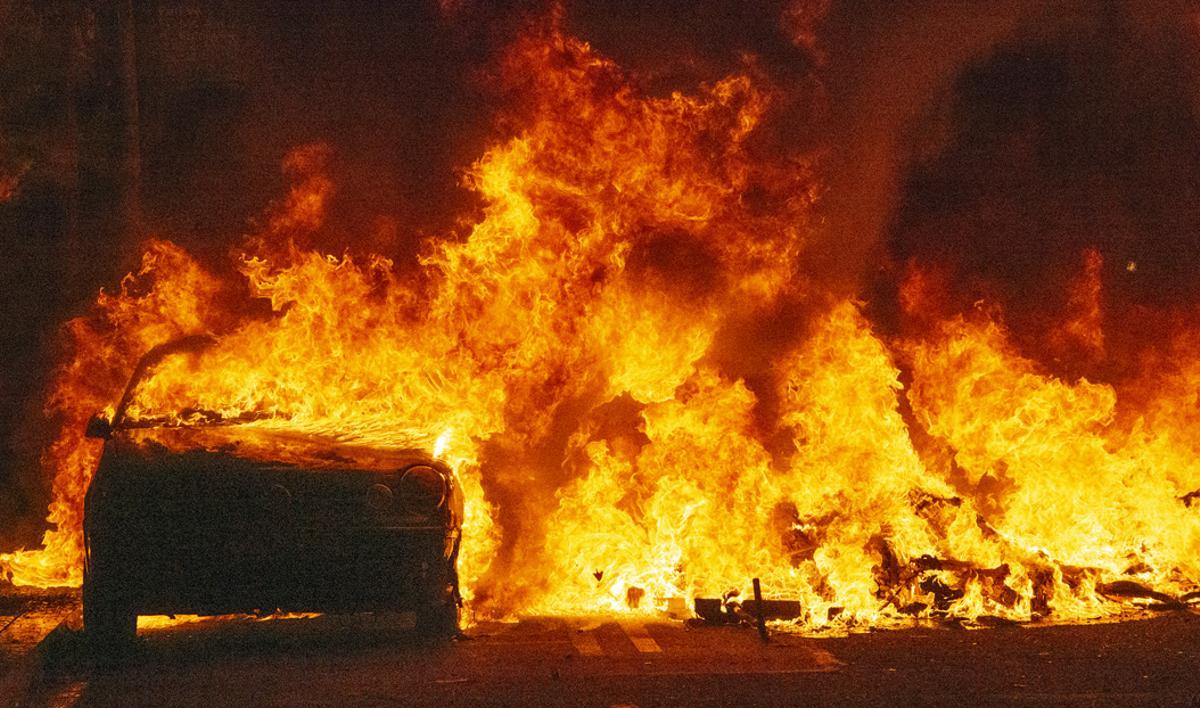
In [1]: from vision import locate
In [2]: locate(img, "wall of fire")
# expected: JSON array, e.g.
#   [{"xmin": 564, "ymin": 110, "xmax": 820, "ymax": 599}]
[{"xmin": 4, "ymin": 0, "xmax": 1200, "ymax": 555}]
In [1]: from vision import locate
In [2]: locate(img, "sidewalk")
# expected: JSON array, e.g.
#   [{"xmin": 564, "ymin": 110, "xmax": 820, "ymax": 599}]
[{"xmin": 0, "ymin": 586, "xmax": 79, "ymax": 707}]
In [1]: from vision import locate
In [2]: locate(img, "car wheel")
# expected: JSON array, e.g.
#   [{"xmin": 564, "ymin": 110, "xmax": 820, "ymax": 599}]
[
  {"xmin": 415, "ymin": 598, "xmax": 460, "ymax": 638},
  {"xmin": 82, "ymin": 570, "xmax": 137, "ymax": 654}
]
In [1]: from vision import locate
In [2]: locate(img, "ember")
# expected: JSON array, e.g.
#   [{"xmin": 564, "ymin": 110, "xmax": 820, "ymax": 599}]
[{"xmin": 3, "ymin": 3, "xmax": 1200, "ymax": 636}]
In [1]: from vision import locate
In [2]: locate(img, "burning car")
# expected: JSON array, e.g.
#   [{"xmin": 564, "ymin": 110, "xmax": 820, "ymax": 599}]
[{"xmin": 81, "ymin": 336, "xmax": 464, "ymax": 648}]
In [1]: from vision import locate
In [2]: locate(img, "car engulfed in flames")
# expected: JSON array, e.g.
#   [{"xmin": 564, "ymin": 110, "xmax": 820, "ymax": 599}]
[
  {"xmin": 3, "ymin": 10, "xmax": 1200, "ymax": 636},
  {"xmin": 81, "ymin": 338, "xmax": 464, "ymax": 647}
]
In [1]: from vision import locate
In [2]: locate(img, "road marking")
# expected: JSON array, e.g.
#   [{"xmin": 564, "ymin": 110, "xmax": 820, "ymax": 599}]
[
  {"xmin": 44, "ymin": 680, "xmax": 86, "ymax": 708},
  {"xmin": 618, "ymin": 621, "xmax": 662, "ymax": 653},
  {"xmin": 569, "ymin": 629, "xmax": 604, "ymax": 656},
  {"xmin": 807, "ymin": 645, "xmax": 844, "ymax": 671}
]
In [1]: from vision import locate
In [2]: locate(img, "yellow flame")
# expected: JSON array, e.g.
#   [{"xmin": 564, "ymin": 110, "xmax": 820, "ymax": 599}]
[{"xmin": 2, "ymin": 21, "xmax": 1198, "ymax": 632}]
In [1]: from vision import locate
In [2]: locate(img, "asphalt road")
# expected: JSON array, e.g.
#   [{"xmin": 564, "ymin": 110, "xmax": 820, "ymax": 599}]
[{"xmin": 27, "ymin": 611, "xmax": 1200, "ymax": 707}]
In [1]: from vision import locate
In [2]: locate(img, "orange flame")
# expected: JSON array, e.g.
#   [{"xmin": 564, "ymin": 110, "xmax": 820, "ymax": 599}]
[{"xmin": 3, "ymin": 22, "xmax": 1199, "ymax": 630}]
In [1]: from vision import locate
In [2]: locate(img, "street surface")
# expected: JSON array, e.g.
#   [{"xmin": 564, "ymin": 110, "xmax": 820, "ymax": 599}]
[{"xmin": 22, "ymin": 610, "xmax": 1200, "ymax": 707}]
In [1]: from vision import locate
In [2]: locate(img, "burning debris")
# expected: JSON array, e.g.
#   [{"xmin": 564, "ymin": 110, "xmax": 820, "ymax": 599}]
[
  {"xmin": 693, "ymin": 593, "xmax": 805, "ymax": 626},
  {"xmin": 2, "ymin": 6, "xmax": 1200, "ymax": 636}
]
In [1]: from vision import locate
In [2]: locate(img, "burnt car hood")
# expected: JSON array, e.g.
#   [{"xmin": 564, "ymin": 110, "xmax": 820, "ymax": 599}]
[
  {"xmin": 92, "ymin": 424, "xmax": 465, "ymax": 532},
  {"xmin": 109, "ymin": 424, "xmax": 441, "ymax": 472}
]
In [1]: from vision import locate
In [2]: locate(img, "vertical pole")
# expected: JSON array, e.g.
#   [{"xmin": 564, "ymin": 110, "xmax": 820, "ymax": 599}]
[{"xmin": 752, "ymin": 577, "xmax": 769, "ymax": 644}]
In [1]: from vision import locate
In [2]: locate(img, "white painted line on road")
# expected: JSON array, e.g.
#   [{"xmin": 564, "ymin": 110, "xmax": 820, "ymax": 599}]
[
  {"xmin": 570, "ymin": 629, "xmax": 604, "ymax": 656},
  {"xmin": 44, "ymin": 679, "xmax": 85, "ymax": 708},
  {"xmin": 807, "ymin": 645, "xmax": 844, "ymax": 671},
  {"xmin": 618, "ymin": 621, "xmax": 662, "ymax": 653}
]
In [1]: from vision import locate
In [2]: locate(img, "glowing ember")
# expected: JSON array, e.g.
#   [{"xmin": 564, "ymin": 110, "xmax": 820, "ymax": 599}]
[{"xmin": 2, "ymin": 20, "xmax": 1199, "ymax": 632}]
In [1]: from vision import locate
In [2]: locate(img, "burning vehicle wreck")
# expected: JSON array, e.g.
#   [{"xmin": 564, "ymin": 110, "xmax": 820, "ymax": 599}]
[
  {"xmin": 81, "ymin": 337, "xmax": 464, "ymax": 646},
  {"xmin": 4, "ymin": 0, "xmax": 1200, "ymax": 661}
]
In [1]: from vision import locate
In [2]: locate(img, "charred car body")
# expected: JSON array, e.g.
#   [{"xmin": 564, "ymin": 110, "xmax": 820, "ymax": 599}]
[{"xmin": 82, "ymin": 337, "xmax": 464, "ymax": 646}]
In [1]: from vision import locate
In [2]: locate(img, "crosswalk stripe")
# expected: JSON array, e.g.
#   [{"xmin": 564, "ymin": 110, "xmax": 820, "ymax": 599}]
[
  {"xmin": 569, "ymin": 629, "xmax": 604, "ymax": 656},
  {"xmin": 618, "ymin": 621, "xmax": 662, "ymax": 653},
  {"xmin": 808, "ymin": 646, "xmax": 843, "ymax": 670}
]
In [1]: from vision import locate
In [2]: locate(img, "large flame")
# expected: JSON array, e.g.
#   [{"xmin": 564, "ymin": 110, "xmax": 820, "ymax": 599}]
[{"xmin": 3, "ymin": 22, "xmax": 1199, "ymax": 630}]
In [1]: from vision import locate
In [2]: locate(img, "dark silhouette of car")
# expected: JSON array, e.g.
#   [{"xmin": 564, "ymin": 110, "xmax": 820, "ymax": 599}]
[{"xmin": 82, "ymin": 336, "xmax": 463, "ymax": 648}]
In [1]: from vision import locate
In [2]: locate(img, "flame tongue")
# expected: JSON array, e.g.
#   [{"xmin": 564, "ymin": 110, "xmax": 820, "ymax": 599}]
[{"xmin": 3, "ymin": 23, "xmax": 1200, "ymax": 630}]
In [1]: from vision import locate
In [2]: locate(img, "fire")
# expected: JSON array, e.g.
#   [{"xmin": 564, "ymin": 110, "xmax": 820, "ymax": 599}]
[{"xmin": 3, "ymin": 18, "xmax": 1199, "ymax": 631}]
